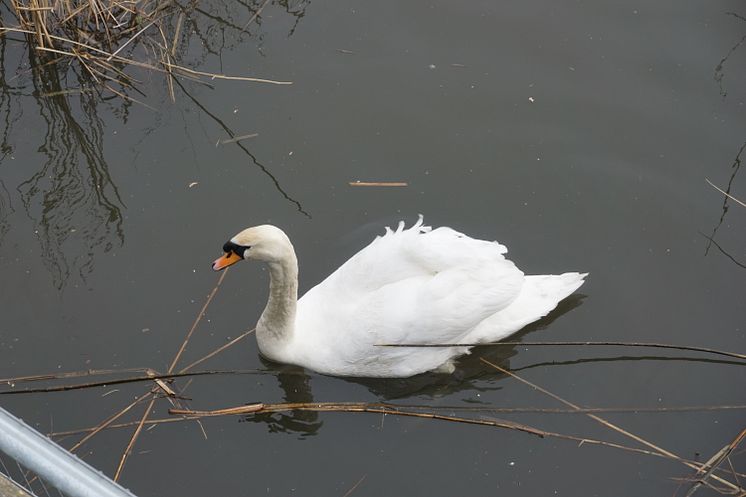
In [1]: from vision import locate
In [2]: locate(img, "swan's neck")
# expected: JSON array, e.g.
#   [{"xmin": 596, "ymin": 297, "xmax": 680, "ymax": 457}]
[{"xmin": 256, "ymin": 253, "xmax": 298, "ymax": 361}]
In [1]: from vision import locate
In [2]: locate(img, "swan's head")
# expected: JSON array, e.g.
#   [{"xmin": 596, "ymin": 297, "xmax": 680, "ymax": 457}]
[{"xmin": 212, "ymin": 225, "xmax": 293, "ymax": 270}]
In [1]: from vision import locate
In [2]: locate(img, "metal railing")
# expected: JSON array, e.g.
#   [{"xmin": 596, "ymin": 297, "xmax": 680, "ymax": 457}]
[{"xmin": 0, "ymin": 407, "xmax": 138, "ymax": 497}]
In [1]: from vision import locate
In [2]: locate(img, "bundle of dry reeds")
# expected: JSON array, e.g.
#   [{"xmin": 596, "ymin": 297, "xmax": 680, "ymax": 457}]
[
  {"xmin": 0, "ymin": 0, "xmax": 181, "ymax": 98},
  {"xmin": 1, "ymin": 0, "xmax": 291, "ymax": 102},
  {"xmin": 10, "ymin": 0, "xmax": 147, "ymax": 51}
]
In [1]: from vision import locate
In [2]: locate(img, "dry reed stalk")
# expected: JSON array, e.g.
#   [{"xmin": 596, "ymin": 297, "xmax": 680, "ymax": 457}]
[
  {"xmin": 168, "ymin": 268, "xmax": 229, "ymax": 373},
  {"xmin": 707, "ymin": 178, "xmax": 746, "ymax": 208},
  {"xmin": 47, "ymin": 402, "xmax": 746, "ymax": 462},
  {"xmin": 155, "ymin": 23, "xmax": 174, "ymax": 101},
  {"xmin": 163, "ymin": 63, "xmax": 293, "ymax": 84},
  {"xmin": 105, "ymin": 17, "xmax": 157, "ymax": 61},
  {"xmin": 348, "ymin": 182, "xmax": 409, "ymax": 187},
  {"xmin": 170, "ymin": 11, "xmax": 182, "ymax": 57},
  {"xmin": 113, "ymin": 394, "xmax": 156, "ymax": 481},
  {"xmin": 178, "ymin": 328, "xmax": 255, "ymax": 373},
  {"xmin": 0, "ymin": 367, "xmax": 151, "ymax": 384},
  {"xmin": 479, "ymin": 358, "xmax": 744, "ymax": 494},
  {"xmin": 168, "ymin": 402, "xmax": 567, "ymax": 438},
  {"xmin": 341, "ymin": 474, "xmax": 367, "ymax": 497},
  {"xmin": 683, "ymin": 427, "xmax": 746, "ymax": 497},
  {"xmin": 242, "ymin": 0, "xmax": 271, "ymax": 31},
  {"xmin": 0, "ymin": 369, "xmax": 275, "ymax": 395},
  {"xmin": 217, "ymin": 133, "xmax": 259, "ymax": 146},
  {"xmin": 164, "ymin": 402, "xmax": 723, "ymax": 465}
]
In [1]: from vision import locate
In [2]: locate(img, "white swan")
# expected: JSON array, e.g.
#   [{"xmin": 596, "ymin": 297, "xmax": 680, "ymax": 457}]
[{"xmin": 212, "ymin": 217, "xmax": 586, "ymax": 378}]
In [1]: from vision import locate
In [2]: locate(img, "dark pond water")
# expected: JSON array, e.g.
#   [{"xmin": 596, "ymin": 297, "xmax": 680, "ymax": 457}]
[{"xmin": 1, "ymin": 0, "xmax": 745, "ymax": 495}]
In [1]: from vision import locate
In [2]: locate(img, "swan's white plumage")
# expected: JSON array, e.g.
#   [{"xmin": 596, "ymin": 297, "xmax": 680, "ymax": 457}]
[{"xmin": 220, "ymin": 217, "xmax": 586, "ymax": 378}]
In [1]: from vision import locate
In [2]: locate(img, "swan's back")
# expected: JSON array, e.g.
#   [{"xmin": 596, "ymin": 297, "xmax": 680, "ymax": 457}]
[
  {"xmin": 291, "ymin": 218, "xmax": 586, "ymax": 377},
  {"xmin": 311, "ymin": 217, "xmax": 514, "ymax": 296}
]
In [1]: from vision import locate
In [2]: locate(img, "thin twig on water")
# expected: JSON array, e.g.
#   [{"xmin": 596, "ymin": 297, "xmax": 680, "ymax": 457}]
[
  {"xmin": 168, "ymin": 268, "xmax": 229, "ymax": 374},
  {"xmin": 341, "ymin": 474, "xmax": 367, "ymax": 497},
  {"xmin": 47, "ymin": 402, "xmax": 746, "ymax": 439},
  {"xmin": 377, "ymin": 341, "xmax": 746, "ymax": 361},
  {"xmin": 163, "ymin": 402, "xmax": 717, "ymax": 464},
  {"xmin": 348, "ymin": 181, "xmax": 408, "ymax": 187},
  {"xmin": 707, "ymin": 178, "xmax": 746, "ymax": 208},
  {"xmin": 216, "ymin": 133, "xmax": 259, "ymax": 146},
  {"xmin": 242, "ymin": 0, "xmax": 271, "ymax": 31},
  {"xmin": 165, "ymin": 63, "xmax": 292, "ymax": 85},
  {"xmin": 114, "ymin": 394, "xmax": 157, "ymax": 481},
  {"xmin": 179, "ymin": 329, "xmax": 255, "ymax": 373},
  {"xmin": 1, "ymin": 369, "xmax": 266, "ymax": 395},
  {"xmin": 0, "ymin": 367, "xmax": 151, "ymax": 385}
]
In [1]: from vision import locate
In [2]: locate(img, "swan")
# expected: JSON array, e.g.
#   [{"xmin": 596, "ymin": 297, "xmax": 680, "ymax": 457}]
[{"xmin": 212, "ymin": 217, "xmax": 586, "ymax": 378}]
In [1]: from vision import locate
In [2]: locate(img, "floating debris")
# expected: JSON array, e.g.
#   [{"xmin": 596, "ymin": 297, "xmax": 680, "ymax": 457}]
[
  {"xmin": 216, "ymin": 133, "xmax": 259, "ymax": 147},
  {"xmin": 348, "ymin": 181, "xmax": 408, "ymax": 187}
]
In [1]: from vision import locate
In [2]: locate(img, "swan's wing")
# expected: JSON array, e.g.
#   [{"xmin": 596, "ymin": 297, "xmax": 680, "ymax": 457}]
[
  {"xmin": 298, "ymin": 218, "xmax": 524, "ymax": 348},
  {"xmin": 307, "ymin": 217, "xmax": 509, "ymax": 295}
]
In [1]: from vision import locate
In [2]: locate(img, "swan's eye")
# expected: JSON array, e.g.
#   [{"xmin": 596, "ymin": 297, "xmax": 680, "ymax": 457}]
[{"xmin": 223, "ymin": 241, "xmax": 250, "ymax": 257}]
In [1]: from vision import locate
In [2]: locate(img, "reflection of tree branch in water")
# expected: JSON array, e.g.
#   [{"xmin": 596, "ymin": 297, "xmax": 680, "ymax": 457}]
[
  {"xmin": 175, "ymin": 0, "xmax": 309, "ymax": 67},
  {"xmin": 174, "ymin": 78, "xmax": 310, "ymax": 218},
  {"xmin": 0, "ymin": 37, "xmax": 21, "ymax": 165},
  {"xmin": 706, "ymin": 13, "xmax": 746, "ymax": 268},
  {"xmin": 277, "ymin": 0, "xmax": 311, "ymax": 39},
  {"xmin": 16, "ymin": 49, "xmax": 125, "ymax": 288},
  {"xmin": 0, "ymin": 38, "xmax": 18, "ymax": 245},
  {"xmin": 704, "ymin": 140, "xmax": 744, "ymax": 269},
  {"xmin": 700, "ymin": 231, "xmax": 746, "ymax": 270},
  {"xmin": 0, "ymin": 181, "xmax": 13, "ymax": 245},
  {"xmin": 714, "ymin": 12, "xmax": 746, "ymax": 98}
]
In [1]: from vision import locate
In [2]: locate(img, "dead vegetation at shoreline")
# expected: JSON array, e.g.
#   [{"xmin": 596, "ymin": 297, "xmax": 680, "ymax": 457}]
[{"xmin": 0, "ymin": 0, "xmax": 293, "ymax": 103}]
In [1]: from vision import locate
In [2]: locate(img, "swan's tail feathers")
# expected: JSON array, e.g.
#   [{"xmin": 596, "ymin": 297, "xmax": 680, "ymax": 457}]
[
  {"xmin": 465, "ymin": 272, "xmax": 587, "ymax": 343},
  {"xmin": 526, "ymin": 272, "xmax": 587, "ymax": 305}
]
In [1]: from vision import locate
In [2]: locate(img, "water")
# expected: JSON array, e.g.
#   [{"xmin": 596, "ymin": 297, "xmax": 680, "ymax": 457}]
[{"xmin": 1, "ymin": 1, "xmax": 744, "ymax": 495}]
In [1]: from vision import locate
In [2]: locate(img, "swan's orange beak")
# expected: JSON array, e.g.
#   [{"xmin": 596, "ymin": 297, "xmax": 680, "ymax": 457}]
[{"xmin": 212, "ymin": 252, "xmax": 242, "ymax": 271}]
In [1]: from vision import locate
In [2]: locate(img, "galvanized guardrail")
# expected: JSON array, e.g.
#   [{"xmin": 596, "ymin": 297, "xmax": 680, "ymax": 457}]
[{"xmin": 0, "ymin": 407, "xmax": 138, "ymax": 497}]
